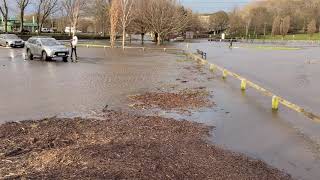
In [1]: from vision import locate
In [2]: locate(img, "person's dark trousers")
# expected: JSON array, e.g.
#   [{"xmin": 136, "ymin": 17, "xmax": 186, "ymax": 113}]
[{"xmin": 71, "ymin": 46, "xmax": 77, "ymax": 61}]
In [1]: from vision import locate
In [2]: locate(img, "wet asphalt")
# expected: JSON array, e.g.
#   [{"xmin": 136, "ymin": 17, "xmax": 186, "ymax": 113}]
[
  {"xmin": 0, "ymin": 47, "xmax": 180, "ymax": 121},
  {"xmin": 1, "ymin": 43, "xmax": 320, "ymax": 179}
]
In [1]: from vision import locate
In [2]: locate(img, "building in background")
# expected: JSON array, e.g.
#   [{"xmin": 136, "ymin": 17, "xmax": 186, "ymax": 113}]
[{"xmin": 0, "ymin": 16, "xmax": 38, "ymax": 32}]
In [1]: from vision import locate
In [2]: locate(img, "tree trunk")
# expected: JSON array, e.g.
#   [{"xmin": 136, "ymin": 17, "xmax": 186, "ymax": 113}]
[
  {"xmin": 36, "ymin": 13, "xmax": 41, "ymax": 34},
  {"xmin": 4, "ymin": 17, "xmax": 7, "ymax": 33},
  {"xmin": 20, "ymin": 11, "xmax": 24, "ymax": 33},
  {"xmin": 157, "ymin": 34, "xmax": 161, "ymax": 45},
  {"xmin": 141, "ymin": 33, "xmax": 144, "ymax": 45},
  {"xmin": 245, "ymin": 25, "xmax": 249, "ymax": 39},
  {"xmin": 72, "ymin": 22, "xmax": 77, "ymax": 37},
  {"xmin": 110, "ymin": 34, "xmax": 115, "ymax": 48},
  {"xmin": 69, "ymin": 23, "xmax": 72, "ymax": 36},
  {"xmin": 122, "ymin": 27, "xmax": 126, "ymax": 49},
  {"xmin": 102, "ymin": 23, "xmax": 105, "ymax": 37},
  {"xmin": 154, "ymin": 33, "xmax": 158, "ymax": 43}
]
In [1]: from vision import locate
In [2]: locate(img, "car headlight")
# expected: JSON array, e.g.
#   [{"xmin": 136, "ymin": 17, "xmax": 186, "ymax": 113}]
[
  {"xmin": 45, "ymin": 49, "xmax": 55, "ymax": 56},
  {"xmin": 49, "ymin": 51, "xmax": 55, "ymax": 56}
]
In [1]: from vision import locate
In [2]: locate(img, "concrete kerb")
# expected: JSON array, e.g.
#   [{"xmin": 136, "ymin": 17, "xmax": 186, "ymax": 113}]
[
  {"xmin": 74, "ymin": 44, "xmax": 184, "ymax": 53},
  {"xmin": 186, "ymin": 52, "xmax": 320, "ymax": 123}
]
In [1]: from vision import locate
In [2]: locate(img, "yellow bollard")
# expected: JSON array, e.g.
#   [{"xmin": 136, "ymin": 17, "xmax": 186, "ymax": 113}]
[
  {"xmin": 164, "ymin": 48, "xmax": 166, "ymax": 52},
  {"xmin": 209, "ymin": 64, "xmax": 215, "ymax": 72},
  {"xmin": 241, "ymin": 79, "xmax": 247, "ymax": 91},
  {"xmin": 272, "ymin": 96, "xmax": 279, "ymax": 110},
  {"xmin": 222, "ymin": 69, "xmax": 228, "ymax": 79}
]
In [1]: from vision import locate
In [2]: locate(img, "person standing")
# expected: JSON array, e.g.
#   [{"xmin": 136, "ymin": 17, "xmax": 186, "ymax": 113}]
[
  {"xmin": 70, "ymin": 35, "xmax": 78, "ymax": 62},
  {"xmin": 229, "ymin": 38, "xmax": 233, "ymax": 49}
]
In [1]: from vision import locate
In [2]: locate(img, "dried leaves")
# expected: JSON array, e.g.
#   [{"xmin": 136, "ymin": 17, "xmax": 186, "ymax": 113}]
[
  {"xmin": 128, "ymin": 89, "xmax": 214, "ymax": 111},
  {"xmin": 0, "ymin": 110, "xmax": 291, "ymax": 179}
]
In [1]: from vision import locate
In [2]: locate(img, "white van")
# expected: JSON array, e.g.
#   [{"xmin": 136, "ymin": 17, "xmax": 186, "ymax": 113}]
[{"xmin": 65, "ymin": 27, "xmax": 82, "ymax": 33}]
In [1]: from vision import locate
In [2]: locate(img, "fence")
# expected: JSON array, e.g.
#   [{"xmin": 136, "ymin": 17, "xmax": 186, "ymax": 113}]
[{"xmin": 187, "ymin": 52, "xmax": 320, "ymax": 123}]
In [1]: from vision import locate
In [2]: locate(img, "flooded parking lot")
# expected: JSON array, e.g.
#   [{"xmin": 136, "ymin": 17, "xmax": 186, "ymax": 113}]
[
  {"xmin": 184, "ymin": 40, "xmax": 320, "ymax": 114},
  {"xmin": 179, "ymin": 40, "xmax": 320, "ymax": 179},
  {"xmin": 1, "ymin": 44, "xmax": 320, "ymax": 179},
  {"xmin": 0, "ymin": 47, "xmax": 181, "ymax": 121}
]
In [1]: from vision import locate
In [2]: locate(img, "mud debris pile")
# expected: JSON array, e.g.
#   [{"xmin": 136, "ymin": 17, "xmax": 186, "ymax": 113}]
[
  {"xmin": 0, "ymin": 110, "xmax": 291, "ymax": 179},
  {"xmin": 128, "ymin": 89, "xmax": 214, "ymax": 111}
]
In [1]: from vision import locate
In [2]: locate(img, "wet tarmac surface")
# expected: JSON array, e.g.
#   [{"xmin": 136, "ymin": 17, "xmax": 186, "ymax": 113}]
[
  {"xmin": 1, "ymin": 44, "xmax": 320, "ymax": 179},
  {"xmin": 0, "ymin": 47, "xmax": 180, "ymax": 121}
]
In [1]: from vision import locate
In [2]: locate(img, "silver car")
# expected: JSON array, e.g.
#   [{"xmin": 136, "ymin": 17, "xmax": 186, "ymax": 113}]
[
  {"xmin": 0, "ymin": 34, "xmax": 25, "ymax": 48},
  {"xmin": 25, "ymin": 37, "xmax": 69, "ymax": 62}
]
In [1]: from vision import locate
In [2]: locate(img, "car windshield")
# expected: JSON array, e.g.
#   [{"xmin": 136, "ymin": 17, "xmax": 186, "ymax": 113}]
[
  {"xmin": 3, "ymin": 34, "xmax": 19, "ymax": 39},
  {"xmin": 40, "ymin": 38, "xmax": 61, "ymax": 46}
]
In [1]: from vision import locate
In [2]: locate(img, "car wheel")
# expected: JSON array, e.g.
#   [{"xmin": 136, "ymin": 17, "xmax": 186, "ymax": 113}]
[
  {"xmin": 27, "ymin": 49, "xmax": 33, "ymax": 60},
  {"xmin": 63, "ymin": 57, "xmax": 68, "ymax": 62},
  {"xmin": 5, "ymin": 42, "xmax": 9, "ymax": 48},
  {"xmin": 41, "ymin": 51, "xmax": 50, "ymax": 61}
]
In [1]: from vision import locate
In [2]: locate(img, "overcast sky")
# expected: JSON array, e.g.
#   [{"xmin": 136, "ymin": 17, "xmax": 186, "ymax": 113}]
[{"xmin": 180, "ymin": 0, "xmax": 251, "ymax": 13}]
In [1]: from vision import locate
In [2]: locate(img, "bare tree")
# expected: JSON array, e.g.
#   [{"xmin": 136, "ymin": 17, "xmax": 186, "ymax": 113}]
[
  {"xmin": 209, "ymin": 11, "xmax": 229, "ymax": 34},
  {"xmin": 307, "ymin": 19, "xmax": 317, "ymax": 36},
  {"xmin": 119, "ymin": 0, "xmax": 134, "ymax": 49},
  {"xmin": 16, "ymin": 0, "xmax": 31, "ymax": 33},
  {"xmin": 89, "ymin": 0, "xmax": 110, "ymax": 36},
  {"xmin": 109, "ymin": 0, "xmax": 120, "ymax": 48},
  {"xmin": 228, "ymin": 8, "xmax": 245, "ymax": 37},
  {"xmin": 0, "ymin": 0, "xmax": 8, "ymax": 33},
  {"xmin": 249, "ymin": 7, "xmax": 271, "ymax": 36},
  {"xmin": 144, "ymin": 0, "xmax": 189, "ymax": 45},
  {"xmin": 131, "ymin": 0, "xmax": 149, "ymax": 44},
  {"xmin": 245, "ymin": 18, "xmax": 251, "ymax": 39},
  {"xmin": 35, "ymin": 0, "xmax": 59, "ymax": 34},
  {"xmin": 280, "ymin": 16, "xmax": 290, "ymax": 37},
  {"xmin": 272, "ymin": 16, "xmax": 281, "ymax": 35},
  {"xmin": 185, "ymin": 12, "xmax": 203, "ymax": 33},
  {"xmin": 238, "ymin": 0, "xmax": 320, "ymax": 36},
  {"xmin": 62, "ymin": 0, "xmax": 86, "ymax": 36},
  {"xmin": 56, "ymin": 8, "xmax": 69, "ymax": 33}
]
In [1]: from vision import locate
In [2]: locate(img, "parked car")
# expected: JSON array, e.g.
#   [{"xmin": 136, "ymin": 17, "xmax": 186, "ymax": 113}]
[
  {"xmin": 64, "ymin": 27, "xmax": 82, "ymax": 33},
  {"xmin": 25, "ymin": 37, "xmax": 69, "ymax": 62},
  {"xmin": 21, "ymin": 29, "xmax": 31, "ymax": 34},
  {"xmin": 173, "ymin": 36, "xmax": 185, "ymax": 42},
  {"xmin": 0, "ymin": 34, "xmax": 25, "ymax": 48},
  {"xmin": 35, "ymin": 28, "xmax": 54, "ymax": 33}
]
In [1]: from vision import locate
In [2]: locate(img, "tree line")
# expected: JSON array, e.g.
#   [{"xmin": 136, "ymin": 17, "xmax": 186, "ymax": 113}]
[
  {"xmin": 0, "ymin": 0, "xmax": 81, "ymax": 34},
  {"xmin": 0, "ymin": 0, "xmax": 202, "ymax": 46},
  {"xmin": 207, "ymin": 0, "xmax": 320, "ymax": 38},
  {"xmin": 104, "ymin": 0, "xmax": 200, "ymax": 46}
]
